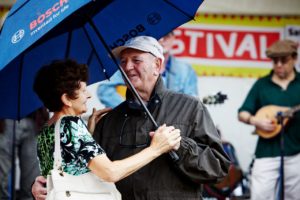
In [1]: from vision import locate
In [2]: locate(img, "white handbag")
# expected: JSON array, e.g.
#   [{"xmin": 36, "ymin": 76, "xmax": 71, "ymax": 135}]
[{"xmin": 46, "ymin": 117, "xmax": 122, "ymax": 200}]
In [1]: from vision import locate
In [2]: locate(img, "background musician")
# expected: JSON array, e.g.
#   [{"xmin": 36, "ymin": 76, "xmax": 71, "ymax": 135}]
[{"xmin": 238, "ymin": 39, "xmax": 300, "ymax": 200}]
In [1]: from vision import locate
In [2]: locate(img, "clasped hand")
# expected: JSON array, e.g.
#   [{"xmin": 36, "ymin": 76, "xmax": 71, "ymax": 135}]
[{"xmin": 149, "ymin": 124, "xmax": 181, "ymax": 154}]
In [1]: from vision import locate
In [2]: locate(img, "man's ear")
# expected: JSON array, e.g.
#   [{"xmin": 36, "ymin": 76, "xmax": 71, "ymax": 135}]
[
  {"xmin": 154, "ymin": 58, "xmax": 163, "ymax": 76},
  {"xmin": 61, "ymin": 93, "xmax": 72, "ymax": 107}
]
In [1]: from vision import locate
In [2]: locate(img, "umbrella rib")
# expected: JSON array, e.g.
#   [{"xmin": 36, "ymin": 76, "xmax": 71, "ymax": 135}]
[
  {"xmin": 65, "ymin": 31, "xmax": 73, "ymax": 58},
  {"xmin": 17, "ymin": 54, "xmax": 25, "ymax": 120},
  {"xmin": 82, "ymin": 27, "xmax": 109, "ymax": 80},
  {"xmin": 163, "ymin": 0, "xmax": 195, "ymax": 20},
  {"xmin": 7, "ymin": 0, "xmax": 30, "ymax": 18},
  {"xmin": 86, "ymin": 49, "xmax": 94, "ymax": 68}
]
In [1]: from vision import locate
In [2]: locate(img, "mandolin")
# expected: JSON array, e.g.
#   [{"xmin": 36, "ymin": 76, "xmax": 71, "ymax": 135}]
[{"xmin": 255, "ymin": 104, "xmax": 300, "ymax": 139}]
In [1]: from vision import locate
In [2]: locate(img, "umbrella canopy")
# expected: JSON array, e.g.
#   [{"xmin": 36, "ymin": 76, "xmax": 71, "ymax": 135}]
[{"xmin": 0, "ymin": 0, "xmax": 203, "ymax": 120}]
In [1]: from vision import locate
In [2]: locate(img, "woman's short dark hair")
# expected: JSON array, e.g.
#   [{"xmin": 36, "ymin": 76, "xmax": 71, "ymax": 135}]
[{"xmin": 33, "ymin": 59, "xmax": 88, "ymax": 112}]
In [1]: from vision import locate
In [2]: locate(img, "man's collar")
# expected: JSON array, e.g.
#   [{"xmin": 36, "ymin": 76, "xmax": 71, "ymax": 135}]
[{"xmin": 125, "ymin": 76, "xmax": 166, "ymax": 111}]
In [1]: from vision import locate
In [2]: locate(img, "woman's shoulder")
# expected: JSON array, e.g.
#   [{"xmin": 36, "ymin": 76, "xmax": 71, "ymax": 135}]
[{"xmin": 61, "ymin": 115, "xmax": 85, "ymax": 127}]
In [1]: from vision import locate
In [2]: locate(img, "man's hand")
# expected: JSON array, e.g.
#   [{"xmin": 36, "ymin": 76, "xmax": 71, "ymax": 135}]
[
  {"xmin": 32, "ymin": 176, "xmax": 47, "ymax": 200},
  {"xmin": 87, "ymin": 107, "xmax": 112, "ymax": 134},
  {"xmin": 250, "ymin": 117, "xmax": 276, "ymax": 132},
  {"xmin": 239, "ymin": 111, "xmax": 276, "ymax": 131}
]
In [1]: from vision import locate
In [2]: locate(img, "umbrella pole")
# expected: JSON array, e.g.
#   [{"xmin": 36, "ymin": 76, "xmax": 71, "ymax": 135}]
[{"xmin": 87, "ymin": 19, "xmax": 179, "ymax": 162}]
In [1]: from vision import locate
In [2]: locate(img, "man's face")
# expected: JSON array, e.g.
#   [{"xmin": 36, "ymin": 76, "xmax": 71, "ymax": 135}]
[
  {"xmin": 272, "ymin": 55, "xmax": 296, "ymax": 79},
  {"xmin": 120, "ymin": 48, "xmax": 161, "ymax": 92}
]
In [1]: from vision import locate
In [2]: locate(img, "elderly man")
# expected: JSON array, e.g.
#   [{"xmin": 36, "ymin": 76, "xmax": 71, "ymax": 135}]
[
  {"xmin": 238, "ymin": 39, "xmax": 300, "ymax": 200},
  {"xmin": 32, "ymin": 36, "xmax": 229, "ymax": 200},
  {"xmin": 94, "ymin": 36, "xmax": 229, "ymax": 200}
]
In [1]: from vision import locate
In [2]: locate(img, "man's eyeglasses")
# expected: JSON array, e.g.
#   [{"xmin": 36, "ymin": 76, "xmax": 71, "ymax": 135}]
[
  {"xmin": 272, "ymin": 56, "xmax": 292, "ymax": 65},
  {"xmin": 119, "ymin": 116, "xmax": 150, "ymax": 148}
]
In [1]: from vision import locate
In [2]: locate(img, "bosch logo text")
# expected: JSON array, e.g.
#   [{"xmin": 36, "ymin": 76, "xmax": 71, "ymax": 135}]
[
  {"xmin": 110, "ymin": 25, "xmax": 146, "ymax": 49},
  {"xmin": 30, "ymin": 0, "xmax": 68, "ymax": 30}
]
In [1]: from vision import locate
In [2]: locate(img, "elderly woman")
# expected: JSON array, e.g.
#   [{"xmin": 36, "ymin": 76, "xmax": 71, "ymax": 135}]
[{"xmin": 32, "ymin": 59, "xmax": 181, "ymax": 199}]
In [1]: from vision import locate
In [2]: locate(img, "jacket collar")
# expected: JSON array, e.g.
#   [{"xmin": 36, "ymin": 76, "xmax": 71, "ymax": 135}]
[{"xmin": 125, "ymin": 76, "xmax": 166, "ymax": 112}]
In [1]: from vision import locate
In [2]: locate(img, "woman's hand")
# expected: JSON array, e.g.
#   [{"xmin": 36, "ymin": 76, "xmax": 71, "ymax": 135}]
[
  {"xmin": 149, "ymin": 124, "xmax": 181, "ymax": 155},
  {"xmin": 87, "ymin": 107, "xmax": 112, "ymax": 134}
]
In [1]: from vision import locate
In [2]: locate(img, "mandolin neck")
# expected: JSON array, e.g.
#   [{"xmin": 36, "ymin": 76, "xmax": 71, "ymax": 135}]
[{"xmin": 284, "ymin": 104, "xmax": 300, "ymax": 117}]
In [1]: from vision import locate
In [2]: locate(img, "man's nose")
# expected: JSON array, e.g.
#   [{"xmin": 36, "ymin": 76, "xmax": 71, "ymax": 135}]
[{"xmin": 122, "ymin": 61, "xmax": 134, "ymax": 71}]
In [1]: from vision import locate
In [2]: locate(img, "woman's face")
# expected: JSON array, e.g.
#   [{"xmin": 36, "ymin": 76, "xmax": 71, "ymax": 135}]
[{"xmin": 68, "ymin": 82, "xmax": 91, "ymax": 115}]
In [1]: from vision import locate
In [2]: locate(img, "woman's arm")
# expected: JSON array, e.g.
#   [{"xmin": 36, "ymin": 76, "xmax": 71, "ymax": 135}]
[{"xmin": 88, "ymin": 125, "xmax": 181, "ymax": 182}]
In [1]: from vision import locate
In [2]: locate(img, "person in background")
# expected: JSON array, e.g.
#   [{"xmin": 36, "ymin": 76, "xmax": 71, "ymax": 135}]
[
  {"xmin": 238, "ymin": 39, "xmax": 300, "ymax": 200},
  {"xmin": 93, "ymin": 36, "xmax": 230, "ymax": 200},
  {"xmin": 97, "ymin": 31, "xmax": 198, "ymax": 108},
  {"xmin": 31, "ymin": 59, "xmax": 181, "ymax": 200},
  {"xmin": 0, "ymin": 107, "xmax": 48, "ymax": 200}
]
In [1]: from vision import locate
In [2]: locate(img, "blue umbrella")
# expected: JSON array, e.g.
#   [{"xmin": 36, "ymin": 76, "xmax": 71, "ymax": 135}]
[
  {"xmin": 0, "ymin": 2, "xmax": 204, "ymax": 189},
  {"xmin": 0, "ymin": 0, "xmax": 203, "ymax": 120}
]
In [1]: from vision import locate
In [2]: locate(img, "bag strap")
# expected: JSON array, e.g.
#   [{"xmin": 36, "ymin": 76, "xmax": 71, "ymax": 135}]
[{"xmin": 53, "ymin": 116, "xmax": 63, "ymax": 170}]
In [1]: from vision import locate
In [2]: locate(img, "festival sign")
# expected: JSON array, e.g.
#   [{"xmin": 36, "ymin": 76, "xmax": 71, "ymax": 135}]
[
  {"xmin": 285, "ymin": 25, "xmax": 300, "ymax": 71},
  {"xmin": 173, "ymin": 14, "xmax": 300, "ymax": 77}
]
